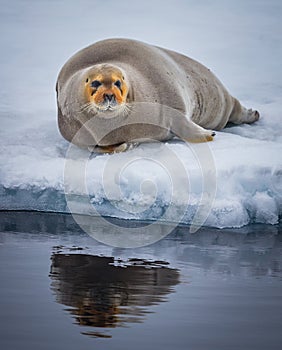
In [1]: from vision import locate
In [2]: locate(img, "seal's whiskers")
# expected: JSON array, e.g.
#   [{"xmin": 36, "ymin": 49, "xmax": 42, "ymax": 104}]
[{"xmin": 79, "ymin": 102, "xmax": 97, "ymax": 114}]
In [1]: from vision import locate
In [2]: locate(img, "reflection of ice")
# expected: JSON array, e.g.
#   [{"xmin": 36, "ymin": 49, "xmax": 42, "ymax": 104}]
[
  {"xmin": 49, "ymin": 253, "xmax": 180, "ymax": 338},
  {"xmin": 172, "ymin": 225, "xmax": 282, "ymax": 279},
  {"xmin": 1, "ymin": 211, "xmax": 281, "ymax": 280}
]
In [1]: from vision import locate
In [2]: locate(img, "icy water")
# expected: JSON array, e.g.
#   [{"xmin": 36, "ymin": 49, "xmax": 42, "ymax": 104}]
[{"xmin": 0, "ymin": 212, "xmax": 282, "ymax": 350}]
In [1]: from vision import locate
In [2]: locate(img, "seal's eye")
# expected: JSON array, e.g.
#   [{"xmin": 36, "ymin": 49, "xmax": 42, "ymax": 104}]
[
  {"xmin": 91, "ymin": 80, "xmax": 102, "ymax": 88},
  {"xmin": 114, "ymin": 80, "xmax": 122, "ymax": 89}
]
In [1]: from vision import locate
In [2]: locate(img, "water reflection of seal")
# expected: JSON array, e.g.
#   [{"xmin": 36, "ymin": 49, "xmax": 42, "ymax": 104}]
[
  {"xmin": 49, "ymin": 253, "xmax": 179, "ymax": 338},
  {"xmin": 56, "ymin": 38, "xmax": 260, "ymax": 153}
]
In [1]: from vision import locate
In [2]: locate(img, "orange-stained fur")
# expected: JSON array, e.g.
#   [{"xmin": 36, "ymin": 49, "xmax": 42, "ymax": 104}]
[{"xmin": 84, "ymin": 67, "xmax": 128, "ymax": 106}]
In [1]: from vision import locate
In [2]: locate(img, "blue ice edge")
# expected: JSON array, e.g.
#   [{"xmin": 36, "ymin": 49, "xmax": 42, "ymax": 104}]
[
  {"xmin": 0, "ymin": 185, "xmax": 280, "ymax": 229},
  {"xmin": 0, "ymin": 185, "xmax": 193, "ymax": 223}
]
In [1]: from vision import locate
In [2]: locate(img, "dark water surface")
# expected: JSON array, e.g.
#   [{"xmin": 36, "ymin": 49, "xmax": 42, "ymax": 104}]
[{"xmin": 0, "ymin": 211, "xmax": 282, "ymax": 350}]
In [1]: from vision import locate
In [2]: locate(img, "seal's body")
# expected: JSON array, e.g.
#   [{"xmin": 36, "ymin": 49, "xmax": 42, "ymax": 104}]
[{"xmin": 56, "ymin": 38, "xmax": 259, "ymax": 153}]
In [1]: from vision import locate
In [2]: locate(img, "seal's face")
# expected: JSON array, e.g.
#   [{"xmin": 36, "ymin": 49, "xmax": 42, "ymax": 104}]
[{"xmin": 84, "ymin": 64, "xmax": 129, "ymax": 114}]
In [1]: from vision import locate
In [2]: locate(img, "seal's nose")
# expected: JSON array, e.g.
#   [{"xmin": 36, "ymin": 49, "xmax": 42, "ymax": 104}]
[{"xmin": 103, "ymin": 93, "xmax": 115, "ymax": 102}]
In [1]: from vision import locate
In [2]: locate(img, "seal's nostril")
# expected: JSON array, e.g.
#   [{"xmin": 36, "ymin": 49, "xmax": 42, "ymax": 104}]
[{"xmin": 104, "ymin": 94, "xmax": 115, "ymax": 102}]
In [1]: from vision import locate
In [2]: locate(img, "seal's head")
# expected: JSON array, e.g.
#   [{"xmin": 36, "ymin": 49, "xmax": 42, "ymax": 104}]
[{"xmin": 84, "ymin": 64, "xmax": 129, "ymax": 114}]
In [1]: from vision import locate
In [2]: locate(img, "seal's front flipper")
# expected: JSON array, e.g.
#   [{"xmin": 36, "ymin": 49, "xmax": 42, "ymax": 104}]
[
  {"xmin": 185, "ymin": 131, "xmax": 215, "ymax": 143},
  {"xmin": 171, "ymin": 116, "xmax": 216, "ymax": 143},
  {"xmin": 88, "ymin": 142, "xmax": 139, "ymax": 154}
]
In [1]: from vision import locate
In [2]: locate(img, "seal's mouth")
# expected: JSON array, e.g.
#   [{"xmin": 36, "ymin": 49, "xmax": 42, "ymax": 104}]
[
  {"xmin": 80, "ymin": 101, "xmax": 119, "ymax": 115},
  {"xmin": 97, "ymin": 103, "xmax": 118, "ymax": 112},
  {"xmin": 93, "ymin": 102, "xmax": 130, "ymax": 119}
]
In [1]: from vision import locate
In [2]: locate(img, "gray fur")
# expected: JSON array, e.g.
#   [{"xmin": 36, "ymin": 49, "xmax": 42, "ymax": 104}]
[{"xmin": 56, "ymin": 38, "xmax": 259, "ymax": 150}]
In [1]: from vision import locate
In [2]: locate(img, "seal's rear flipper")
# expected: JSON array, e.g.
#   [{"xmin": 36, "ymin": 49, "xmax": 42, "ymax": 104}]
[{"xmin": 229, "ymin": 98, "xmax": 260, "ymax": 125}]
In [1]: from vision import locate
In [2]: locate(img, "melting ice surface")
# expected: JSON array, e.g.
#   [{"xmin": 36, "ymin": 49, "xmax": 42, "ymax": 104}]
[{"xmin": 0, "ymin": 0, "xmax": 281, "ymax": 228}]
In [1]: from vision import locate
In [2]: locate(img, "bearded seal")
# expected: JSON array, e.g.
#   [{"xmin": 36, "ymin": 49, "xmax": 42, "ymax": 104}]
[{"xmin": 56, "ymin": 38, "xmax": 259, "ymax": 153}]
